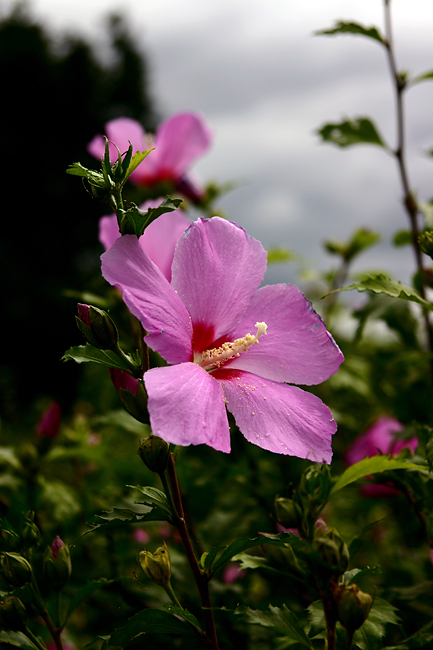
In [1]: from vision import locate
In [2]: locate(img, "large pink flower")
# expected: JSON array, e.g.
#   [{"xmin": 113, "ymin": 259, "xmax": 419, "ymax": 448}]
[
  {"xmin": 88, "ymin": 112, "xmax": 212, "ymax": 199},
  {"xmin": 99, "ymin": 199, "xmax": 190, "ymax": 282},
  {"xmin": 346, "ymin": 416, "xmax": 418, "ymax": 496},
  {"xmin": 101, "ymin": 218, "xmax": 343, "ymax": 461}
]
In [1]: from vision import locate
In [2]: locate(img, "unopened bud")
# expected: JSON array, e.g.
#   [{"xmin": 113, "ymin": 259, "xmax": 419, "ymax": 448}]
[
  {"xmin": 0, "ymin": 597, "xmax": 27, "ymax": 631},
  {"xmin": 314, "ymin": 527, "xmax": 349, "ymax": 574},
  {"xmin": 76, "ymin": 304, "xmax": 119, "ymax": 350},
  {"xmin": 275, "ymin": 497, "xmax": 303, "ymax": 530},
  {"xmin": 336, "ymin": 583, "xmax": 372, "ymax": 632},
  {"xmin": 1, "ymin": 552, "xmax": 33, "ymax": 587},
  {"xmin": 138, "ymin": 436, "xmax": 170, "ymax": 474},
  {"xmin": 139, "ymin": 543, "xmax": 171, "ymax": 586},
  {"xmin": 299, "ymin": 465, "xmax": 331, "ymax": 505},
  {"xmin": 419, "ymin": 230, "xmax": 433, "ymax": 259},
  {"xmin": 110, "ymin": 369, "xmax": 149, "ymax": 424},
  {"xmin": 43, "ymin": 536, "xmax": 71, "ymax": 589},
  {"xmin": 21, "ymin": 519, "xmax": 41, "ymax": 552},
  {"xmin": 36, "ymin": 401, "xmax": 62, "ymax": 439}
]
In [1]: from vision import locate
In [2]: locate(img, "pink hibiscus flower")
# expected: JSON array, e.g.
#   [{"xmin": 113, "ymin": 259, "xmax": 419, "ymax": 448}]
[
  {"xmin": 88, "ymin": 112, "xmax": 212, "ymax": 200},
  {"xmin": 101, "ymin": 217, "xmax": 343, "ymax": 461},
  {"xmin": 99, "ymin": 199, "xmax": 190, "ymax": 282},
  {"xmin": 346, "ymin": 416, "xmax": 418, "ymax": 496}
]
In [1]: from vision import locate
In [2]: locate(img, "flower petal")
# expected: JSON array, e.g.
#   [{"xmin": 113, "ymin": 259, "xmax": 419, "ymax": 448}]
[
  {"xmin": 152, "ymin": 112, "xmax": 212, "ymax": 178},
  {"xmin": 99, "ymin": 214, "xmax": 120, "ymax": 251},
  {"xmin": 88, "ymin": 117, "xmax": 147, "ymax": 163},
  {"xmin": 144, "ymin": 363, "xmax": 230, "ymax": 453},
  {"xmin": 214, "ymin": 369, "xmax": 336, "ymax": 463},
  {"xmin": 171, "ymin": 218, "xmax": 267, "ymax": 348},
  {"xmin": 226, "ymin": 284, "xmax": 344, "ymax": 385},
  {"xmin": 101, "ymin": 235, "xmax": 192, "ymax": 364}
]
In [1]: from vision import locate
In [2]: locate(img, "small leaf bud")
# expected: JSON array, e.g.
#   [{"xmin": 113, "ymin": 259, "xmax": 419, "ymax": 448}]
[
  {"xmin": 139, "ymin": 542, "xmax": 171, "ymax": 586},
  {"xmin": 275, "ymin": 497, "xmax": 303, "ymax": 530},
  {"xmin": 314, "ymin": 527, "xmax": 350, "ymax": 574},
  {"xmin": 76, "ymin": 304, "xmax": 119, "ymax": 350},
  {"xmin": 0, "ymin": 596, "xmax": 27, "ymax": 631},
  {"xmin": 1, "ymin": 552, "xmax": 33, "ymax": 587},
  {"xmin": 43, "ymin": 536, "xmax": 72, "ymax": 589},
  {"xmin": 336, "ymin": 583, "xmax": 372, "ymax": 632},
  {"xmin": 21, "ymin": 519, "xmax": 41, "ymax": 552},
  {"xmin": 138, "ymin": 435, "xmax": 170, "ymax": 474}
]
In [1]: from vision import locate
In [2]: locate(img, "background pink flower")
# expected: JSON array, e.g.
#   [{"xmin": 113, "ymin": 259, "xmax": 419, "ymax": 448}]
[
  {"xmin": 99, "ymin": 199, "xmax": 190, "ymax": 282},
  {"xmin": 101, "ymin": 217, "xmax": 343, "ymax": 461},
  {"xmin": 346, "ymin": 416, "xmax": 418, "ymax": 496},
  {"xmin": 36, "ymin": 401, "xmax": 61, "ymax": 439},
  {"xmin": 88, "ymin": 112, "xmax": 212, "ymax": 198}
]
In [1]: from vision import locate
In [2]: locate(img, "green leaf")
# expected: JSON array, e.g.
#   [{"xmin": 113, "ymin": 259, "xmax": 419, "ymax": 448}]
[
  {"xmin": 201, "ymin": 545, "xmax": 227, "ymax": 571},
  {"xmin": 92, "ymin": 410, "xmax": 150, "ymax": 436},
  {"xmin": 211, "ymin": 532, "xmax": 294, "ymax": 573},
  {"xmin": 66, "ymin": 163, "xmax": 108, "ymax": 188},
  {"xmin": 411, "ymin": 70, "xmax": 433, "ymax": 86},
  {"xmin": 344, "ymin": 566, "xmax": 381, "ymax": 585},
  {"xmin": 0, "ymin": 447, "xmax": 23, "ymax": 470},
  {"xmin": 125, "ymin": 149, "xmax": 152, "ymax": 180},
  {"xmin": 66, "ymin": 578, "xmax": 120, "ymax": 620},
  {"xmin": 393, "ymin": 230, "xmax": 413, "ymax": 247},
  {"xmin": 316, "ymin": 21, "xmax": 384, "ymax": 44},
  {"xmin": 266, "ymin": 248, "xmax": 296, "ymax": 264},
  {"xmin": 236, "ymin": 604, "xmax": 314, "ymax": 649},
  {"xmin": 119, "ymin": 196, "xmax": 183, "ymax": 237},
  {"xmin": 0, "ymin": 631, "xmax": 40, "ymax": 650},
  {"xmin": 354, "ymin": 597, "xmax": 400, "ymax": 650},
  {"xmin": 331, "ymin": 455, "xmax": 426, "ymax": 494},
  {"xmin": 164, "ymin": 605, "xmax": 202, "ymax": 632},
  {"xmin": 325, "ymin": 273, "xmax": 433, "ymax": 311},
  {"xmin": 317, "ymin": 118, "xmax": 386, "ymax": 148},
  {"xmin": 127, "ymin": 485, "xmax": 171, "ymax": 515},
  {"xmin": 307, "ymin": 600, "xmax": 326, "ymax": 638},
  {"xmin": 108, "ymin": 608, "xmax": 194, "ymax": 644},
  {"xmin": 83, "ymin": 506, "xmax": 169, "ymax": 536},
  {"xmin": 62, "ymin": 343, "xmax": 137, "ymax": 372},
  {"xmin": 382, "ymin": 619, "xmax": 433, "ymax": 649}
]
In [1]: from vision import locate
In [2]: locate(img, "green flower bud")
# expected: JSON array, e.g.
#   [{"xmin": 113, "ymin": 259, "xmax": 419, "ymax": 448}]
[
  {"xmin": 0, "ymin": 596, "xmax": 27, "ymax": 632},
  {"xmin": 336, "ymin": 583, "xmax": 372, "ymax": 632},
  {"xmin": 138, "ymin": 436, "xmax": 170, "ymax": 474},
  {"xmin": 139, "ymin": 542, "xmax": 171, "ymax": 586},
  {"xmin": 43, "ymin": 537, "xmax": 72, "ymax": 589},
  {"xmin": 419, "ymin": 230, "xmax": 433, "ymax": 259},
  {"xmin": 21, "ymin": 519, "xmax": 41, "ymax": 552},
  {"xmin": 1, "ymin": 552, "xmax": 33, "ymax": 587},
  {"xmin": 76, "ymin": 304, "xmax": 119, "ymax": 350},
  {"xmin": 299, "ymin": 465, "xmax": 331, "ymax": 505},
  {"xmin": 314, "ymin": 527, "xmax": 349, "ymax": 574},
  {"xmin": 274, "ymin": 497, "xmax": 303, "ymax": 530}
]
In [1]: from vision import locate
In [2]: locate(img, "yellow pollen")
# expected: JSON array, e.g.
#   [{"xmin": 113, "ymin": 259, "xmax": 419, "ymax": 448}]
[{"xmin": 195, "ymin": 322, "xmax": 267, "ymax": 369}]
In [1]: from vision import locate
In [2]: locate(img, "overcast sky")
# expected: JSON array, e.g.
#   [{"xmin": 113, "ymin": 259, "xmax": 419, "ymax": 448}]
[{"xmin": 6, "ymin": 0, "xmax": 433, "ymax": 286}]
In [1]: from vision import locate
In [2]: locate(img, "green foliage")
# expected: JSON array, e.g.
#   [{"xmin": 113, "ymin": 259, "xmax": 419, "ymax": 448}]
[
  {"xmin": 331, "ymin": 456, "xmax": 426, "ymax": 494},
  {"xmin": 236, "ymin": 604, "xmax": 314, "ymax": 648},
  {"xmin": 62, "ymin": 342, "xmax": 140, "ymax": 374},
  {"xmin": 108, "ymin": 608, "xmax": 196, "ymax": 644},
  {"xmin": 316, "ymin": 21, "xmax": 384, "ymax": 44},
  {"xmin": 317, "ymin": 118, "xmax": 387, "ymax": 148},
  {"xmin": 325, "ymin": 228, "xmax": 380, "ymax": 263}
]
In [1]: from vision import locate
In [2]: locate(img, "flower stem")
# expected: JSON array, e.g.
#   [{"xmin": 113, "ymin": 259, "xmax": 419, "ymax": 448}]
[
  {"xmin": 164, "ymin": 452, "xmax": 220, "ymax": 649},
  {"xmin": 383, "ymin": 0, "xmax": 433, "ymax": 377}
]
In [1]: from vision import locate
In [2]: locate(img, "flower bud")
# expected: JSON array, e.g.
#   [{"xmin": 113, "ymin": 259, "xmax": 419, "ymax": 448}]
[
  {"xmin": 139, "ymin": 542, "xmax": 171, "ymax": 586},
  {"xmin": 314, "ymin": 527, "xmax": 349, "ymax": 574},
  {"xmin": 299, "ymin": 465, "xmax": 331, "ymax": 505},
  {"xmin": 419, "ymin": 230, "xmax": 433, "ymax": 259},
  {"xmin": 138, "ymin": 435, "xmax": 170, "ymax": 474},
  {"xmin": 110, "ymin": 369, "xmax": 149, "ymax": 424},
  {"xmin": 274, "ymin": 497, "xmax": 303, "ymax": 530},
  {"xmin": 36, "ymin": 401, "xmax": 62, "ymax": 439},
  {"xmin": 76, "ymin": 304, "xmax": 119, "ymax": 350},
  {"xmin": 43, "ymin": 537, "xmax": 71, "ymax": 589},
  {"xmin": 336, "ymin": 583, "xmax": 372, "ymax": 632},
  {"xmin": 1, "ymin": 552, "xmax": 33, "ymax": 587},
  {"xmin": 0, "ymin": 596, "xmax": 27, "ymax": 632},
  {"xmin": 21, "ymin": 518, "xmax": 41, "ymax": 552}
]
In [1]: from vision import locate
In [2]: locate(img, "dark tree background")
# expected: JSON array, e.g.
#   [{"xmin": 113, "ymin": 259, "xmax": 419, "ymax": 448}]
[{"xmin": 0, "ymin": 4, "xmax": 156, "ymax": 420}]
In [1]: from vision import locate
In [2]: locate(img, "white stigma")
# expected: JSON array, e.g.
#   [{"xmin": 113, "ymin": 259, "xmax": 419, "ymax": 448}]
[{"xmin": 195, "ymin": 322, "xmax": 267, "ymax": 369}]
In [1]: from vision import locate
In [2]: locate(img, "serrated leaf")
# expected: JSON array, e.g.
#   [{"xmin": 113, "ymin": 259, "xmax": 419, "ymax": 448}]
[
  {"xmin": 83, "ymin": 506, "xmax": 169, "ymax": 536},
  {"xmin": 119, "ymin": 196, "xmax": 183, "ymax": 237},
  {"xmin": 127, "ymin": 485, "xmax": 171, "ymax": 514},
  {"xmin": 108, "ymin": 608, "xmax": 194, "ymax": 644},
  {"xmin": 317, "ymin": 118, "xmax": 386, "ymax": 148},
  {"xmin": 411, "ymin": 70, "xmax": 433, "ymax": 86},
  {"xmin": 325, "ymin": 273, "xmax": 433, "ymax": 310},
  {"xmin": 236, "ymin": 604, "xmax": 314, "ymax": 648},
  {"xmin": 331, "ymin": 456, "xmax": 426, "ymax": 494},
  {"xmin": 125, "ymin": 149, "xmax": 152, "ymax": 179},
  {"xmin": 0, "ymin": 630, "xmax": 40, "ymax": 650},
  {"xmin": 211, "ymin": 532, "xmax": 294, "ymax": 573},
  {"xmin": 62, "ymin": 343, "xmax": 137, "ymax": 372},
  {"xmin": 316, "ymin": 21, "xmax": 384, "ymax": 44},
  {"xmin": 67, "ymin": 578, "xmax": 120, "ymax": 620},
  {"xmin": 382, "ymin": 619, "xmax": 433, "ymax": 649},
  {"xmin": 307, "ymin": 600, "xmax": 326, "ymax": 638},
  {"xmin": 354, "ymin": 598, "xmax": 400, "ymax": 650}
]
